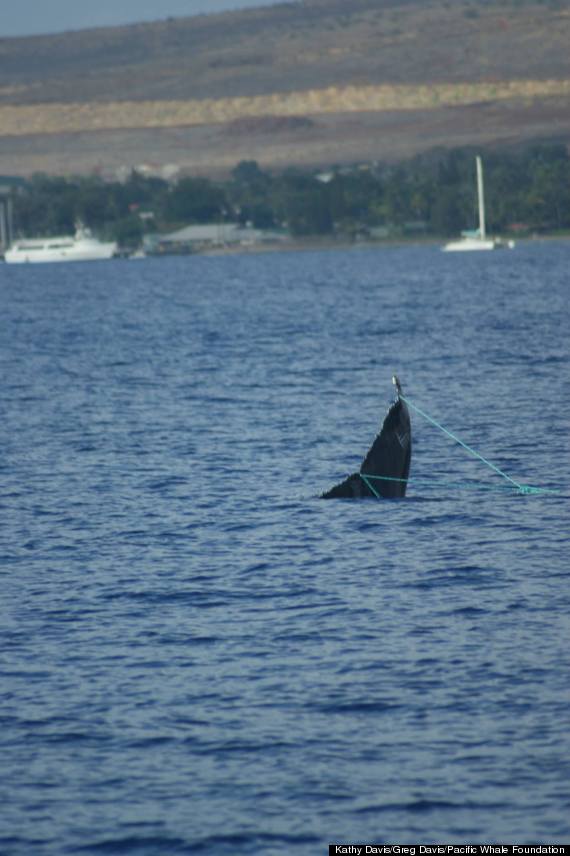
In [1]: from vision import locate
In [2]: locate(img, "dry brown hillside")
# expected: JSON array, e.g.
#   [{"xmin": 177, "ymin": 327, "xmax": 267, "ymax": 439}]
[{"xmin": 1, "ymin": 0, "xmax": 570, "ymax": 176}]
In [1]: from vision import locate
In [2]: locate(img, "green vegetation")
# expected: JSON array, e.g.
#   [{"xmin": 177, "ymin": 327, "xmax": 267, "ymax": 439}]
[{"xmin": 11, "ymin": 144, "xmax": 570, "ymax": 247}]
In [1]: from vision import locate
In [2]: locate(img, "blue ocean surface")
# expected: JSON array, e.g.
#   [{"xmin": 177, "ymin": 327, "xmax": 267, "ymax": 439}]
[{"xmin": 1, "ymin": 242, "xmax": 569, "ymax": 855}]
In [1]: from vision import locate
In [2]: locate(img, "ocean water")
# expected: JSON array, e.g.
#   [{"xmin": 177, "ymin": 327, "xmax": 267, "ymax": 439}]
[{"xmin": 1, "ymin": 242, "xmax": 569, "ymax": 855}]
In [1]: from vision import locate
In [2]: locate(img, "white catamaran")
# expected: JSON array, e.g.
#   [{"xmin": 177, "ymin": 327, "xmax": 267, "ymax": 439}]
[{"xmin": 443, "ymin": 156, "xmax": 514, "ymax": 252}]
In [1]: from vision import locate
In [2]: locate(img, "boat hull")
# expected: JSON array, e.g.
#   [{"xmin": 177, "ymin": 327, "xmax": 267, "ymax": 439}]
[
  {"xmin": 442, "ymin": 238, "xmax": 498, "ymax": 252},
  {"xmin": 4, "ymin": 239, "xmax": 117, "ymax": 263}
]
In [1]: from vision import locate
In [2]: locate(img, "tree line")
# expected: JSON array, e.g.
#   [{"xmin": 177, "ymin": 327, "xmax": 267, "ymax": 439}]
[{"xmin": 11, "ymin": 143, "xmax": 570, "ymax": 246}]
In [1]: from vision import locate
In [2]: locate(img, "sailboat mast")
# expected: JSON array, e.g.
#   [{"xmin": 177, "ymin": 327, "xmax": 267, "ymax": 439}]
[{"xmin": 476, "ymin": 155, "xmax": 486, "ymax": 239}]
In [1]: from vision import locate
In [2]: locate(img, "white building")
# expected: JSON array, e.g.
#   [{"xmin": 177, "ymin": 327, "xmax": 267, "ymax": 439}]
[{"xmin": 147, "ymin": 222, "xmax": 288, "ymax": 253}]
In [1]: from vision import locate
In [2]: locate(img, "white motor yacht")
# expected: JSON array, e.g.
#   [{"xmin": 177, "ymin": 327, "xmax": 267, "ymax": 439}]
[{"xmin": 4, "ymin": 224, "xmax": 117, "ymax": 263}]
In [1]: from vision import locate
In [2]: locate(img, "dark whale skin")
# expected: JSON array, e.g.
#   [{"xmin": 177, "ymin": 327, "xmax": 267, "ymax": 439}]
[{"xmin": 321, "ymin": 397, "xmax": 411, "ymax": 499}]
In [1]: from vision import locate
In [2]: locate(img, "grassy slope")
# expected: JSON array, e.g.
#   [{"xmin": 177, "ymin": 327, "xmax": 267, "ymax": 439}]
[{"xmin": 1, "ymin": 0, "xmax": 569, "ymax": 174}]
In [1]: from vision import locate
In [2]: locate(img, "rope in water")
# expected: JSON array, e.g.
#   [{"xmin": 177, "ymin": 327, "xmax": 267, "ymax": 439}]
[
  {"xmin": 361, "ymin": 473, "xmax": 556, "ymax": 495},
  {"xmin": 400, "ymin": 394, "xmax": 523, "ymax": 489},
  {"xmin": 360, "ymin": 473, "xmax": 381, "ymax": 498},
  {"xmin": 360, "ymin": 394, "xmax": 558, "ymax": 497}
]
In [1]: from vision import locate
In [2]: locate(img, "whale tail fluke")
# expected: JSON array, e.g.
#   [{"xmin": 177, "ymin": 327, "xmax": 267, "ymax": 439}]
[{"xmin": 321, "ymin": 379, "xmax": 412, "ymax": 500}]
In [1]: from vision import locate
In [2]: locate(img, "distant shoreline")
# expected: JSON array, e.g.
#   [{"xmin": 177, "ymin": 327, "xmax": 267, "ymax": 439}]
[
  {"xmin": 3, "ymin": 234, "xmax": 567, "ymax": 264},
  {"xmin": 193, "ymin": 233, "xmax": 570, "ymax": 258}
]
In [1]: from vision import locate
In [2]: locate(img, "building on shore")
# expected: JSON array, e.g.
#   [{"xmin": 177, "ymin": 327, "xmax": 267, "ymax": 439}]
[{"xmin": 144, "ymin": 222, "xmax": 289, "ymax": 255}]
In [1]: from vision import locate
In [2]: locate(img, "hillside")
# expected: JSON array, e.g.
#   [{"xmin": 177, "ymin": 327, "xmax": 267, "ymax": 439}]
[{"xmin": 1, "ymin": 0, "xmax": 570, "ymax": 176}]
